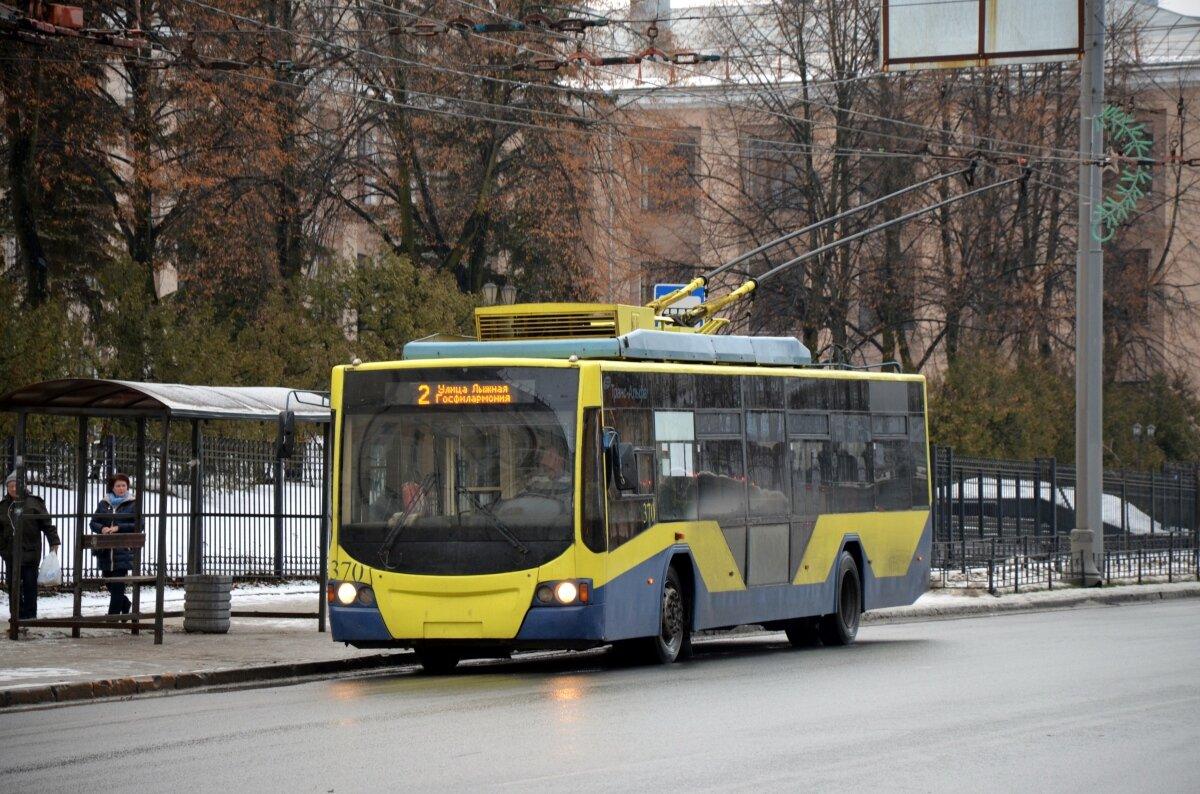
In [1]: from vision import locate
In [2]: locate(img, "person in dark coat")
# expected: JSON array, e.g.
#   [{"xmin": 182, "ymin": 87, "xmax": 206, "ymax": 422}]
[
  {"xmin": 1, "ymin": 471, "xmax": 61, "ymax": 620},
  {"xmin": 90, "ymin": 472, "xmax": 138, "ymax": 615}
]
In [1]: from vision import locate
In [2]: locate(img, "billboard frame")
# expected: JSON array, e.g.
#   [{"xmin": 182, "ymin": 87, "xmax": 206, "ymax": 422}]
[{"xmin": 881, "ymin": 0, "xmax": 1084, "ymax": 71}]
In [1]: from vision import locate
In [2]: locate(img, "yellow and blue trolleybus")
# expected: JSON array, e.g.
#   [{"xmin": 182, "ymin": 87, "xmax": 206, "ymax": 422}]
[{"xmin": 327, "ymin": 303, "xmax": 930, "ymax": 672}]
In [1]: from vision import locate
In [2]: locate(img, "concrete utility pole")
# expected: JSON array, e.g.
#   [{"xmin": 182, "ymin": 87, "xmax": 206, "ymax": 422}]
[{"xmin": 1072, "ymin": 0, "xmax": 1105, "ymax": 585}]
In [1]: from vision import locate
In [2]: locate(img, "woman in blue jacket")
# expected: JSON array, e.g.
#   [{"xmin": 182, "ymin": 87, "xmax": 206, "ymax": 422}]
[{"xmin": 90, "ymin": 473, "xmax": 138, "ymax": 615}]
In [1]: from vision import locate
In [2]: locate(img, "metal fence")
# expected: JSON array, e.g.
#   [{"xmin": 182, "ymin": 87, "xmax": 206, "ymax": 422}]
[
  {"xmin": 931, "ymin": 534, "xmax": 1200, "ymax": 593},
  {"xmin": 931, "ymin": 446, "xmax": 1200, "ymax": 591},
  {"xmin": 931, "ymin": 447, "xmax": 1198, "ymax": 543},
  {"xmin": 2, "ymin": 433, "xmax": 325, "ymax": 585}
]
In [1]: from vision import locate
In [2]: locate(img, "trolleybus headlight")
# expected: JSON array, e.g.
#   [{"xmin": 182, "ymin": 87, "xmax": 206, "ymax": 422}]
[
  {"xmin": 336, "ymin": 581, "xmax": 359, "ymax": 606},
  {"xmin": 535, "ymin": 584, "xmax": 555, "ymax": 604},
  {"xmin": 356, "ymin": 586, "xmax": 376, "ymax": 607},
  {"xmin": 554, "ymin": 580, "xmax": 578, "ymax": 605}
]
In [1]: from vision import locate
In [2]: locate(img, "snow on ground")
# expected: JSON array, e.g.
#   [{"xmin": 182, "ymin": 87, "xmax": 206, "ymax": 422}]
[
  {"xmin": 0, "ymin": 580, "xmax": 319, "ymax": 619},
  {"xmin": 872, "ymin": 579, "xmax": 1200, "ymax": 621}
]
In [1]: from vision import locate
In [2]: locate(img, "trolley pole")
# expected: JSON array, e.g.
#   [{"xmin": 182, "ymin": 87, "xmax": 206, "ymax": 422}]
[{"xmin": 1071, "ymin": 0, "xmax": 1105, "ymax": 585}]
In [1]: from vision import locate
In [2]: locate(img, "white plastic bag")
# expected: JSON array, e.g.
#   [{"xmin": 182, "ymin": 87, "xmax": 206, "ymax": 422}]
[{"xmin": 37, "ymin": 551, "xmax": 62, "ymax": 587}]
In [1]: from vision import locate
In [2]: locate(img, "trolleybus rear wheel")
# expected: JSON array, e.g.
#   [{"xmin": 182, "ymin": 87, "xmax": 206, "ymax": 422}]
[
  {"xmin": 818, "ymin": 551, "xmax": 861, "ymax": 646},
  {"xmin": 415, "ymin": 646, "xmax": 461, "ymax": 674}
]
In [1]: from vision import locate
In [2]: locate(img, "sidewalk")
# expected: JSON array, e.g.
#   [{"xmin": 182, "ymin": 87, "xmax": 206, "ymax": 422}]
[
  {"xmin": 2, "ymin": 579, "xmax": 1198, "ymax": 709},
  {"xmin": 0, "ymin": 583, "xmax": 408, "ymax": 708}
]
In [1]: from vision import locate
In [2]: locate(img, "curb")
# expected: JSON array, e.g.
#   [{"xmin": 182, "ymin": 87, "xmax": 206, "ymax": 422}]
[
  {"xmin": 865, "ymin": 581, "xmax": 1200, "ymax": 624},
  {"xmin": 0, "ymin": 651, "xmax": 410, "ymax": 710}
]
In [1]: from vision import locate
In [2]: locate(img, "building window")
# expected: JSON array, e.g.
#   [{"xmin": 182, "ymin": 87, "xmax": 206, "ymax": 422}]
[
  {"xmin": 640, "ymin": 127, "xmax": 700, "ymax": 212},
  {"xmin": 741, "ymin": 136, "xmax": 806, "ymax": 210}
]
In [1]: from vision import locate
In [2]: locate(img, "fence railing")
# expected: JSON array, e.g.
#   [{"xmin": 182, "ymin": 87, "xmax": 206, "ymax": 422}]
[
  {"xmin": 931, "ymin": 533, "xmax": 1200, "ymax": 593},
  {"xmin": 932, "ymin": 446, "xmax": 1198, "ymax": 544},
  {"xmin": 2, "ymin": 434, "xmax": 325, "ymax": 585}
]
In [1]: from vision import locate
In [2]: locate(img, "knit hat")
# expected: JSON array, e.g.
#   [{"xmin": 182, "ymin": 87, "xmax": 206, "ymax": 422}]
[{"xmin": 4, "ymin": 471, "xmax": 15, "ymax": 486}]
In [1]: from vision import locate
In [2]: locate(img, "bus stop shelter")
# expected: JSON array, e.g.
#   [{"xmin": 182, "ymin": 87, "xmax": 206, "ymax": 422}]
[{"xmin": 1, "ymin": 379, "xmax": 331, "ymax": 643}]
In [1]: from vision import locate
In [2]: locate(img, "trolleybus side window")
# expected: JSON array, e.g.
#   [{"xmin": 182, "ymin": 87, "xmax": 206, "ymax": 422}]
[
  {"xmin": 605, "ymin": 407, "xmax": 654, "ymax": 549},
  {"xmin": 788, "ymin": 412, "xmax": 828, "ymax": 436},
  {"xmin": 746, "ymin": 410, "xmax": 788, "ymax": 517},
  {"xmin": 910, "ymin": 413, "xmax": 930, "ymax": 507},
  {"xmin": 581, "ymin": 408, "xmax": 606, "ymax": 553},
  {"xmin": 786, "ymin": 378, "xmax": 822, "ymax": 410},
  {"xmin": 696, "ymin": 438, "xmax": 746, "ymax": 520},
  {"xmin": 744, "ymin": 375, "xmax": 783, "ymax": 409},
  {"xmin": 873, "ymin": 440, "xmax": 913, "ymax": 511},
  {"xmin": 907, "ymin": 381, "xmax": 925, "ymax": 414},
  {"xmin": 790, "ymin": 439, "xmax": 833, "ymax": 516},
  {"xmin": 655, "ymin": 410, "xmax": 698, "ymax": 521},
  {"xmin": 871, "ymin": 402, "xmax": 912, "ymax": 511},
  {"xmin": 603, "ymin": 372, "xmax": 651, "ymax": 408},
  {"xmin": 653, "ymin": 372, "xmax": 696, "ymax": 408},
  {"xmin": 697, "ymin": 374, "xmax": 741, "ymax": 409},
  {"xmin": 830, "ymin": 413, "xmax": 874, "ymax": 512},
  {"xmin": 870, "ymin": 380, "xmax": 908, "ymax": 414}
]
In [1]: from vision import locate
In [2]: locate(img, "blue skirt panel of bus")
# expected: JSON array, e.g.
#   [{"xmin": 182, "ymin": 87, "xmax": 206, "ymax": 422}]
[
  {"xmin": 516, "ymin": 552, "xmax": 673, "ymax": 642},
  {"xmin": 597, "ymin": 551, "xmax": 678, "ymax": 641},
  {"xmin": 515, "ymin": 602, "xmax": 606, "ymax": 640},
  {"xmin": 329, "ymin": 603, "xmax": 393, "ymax": 643}
]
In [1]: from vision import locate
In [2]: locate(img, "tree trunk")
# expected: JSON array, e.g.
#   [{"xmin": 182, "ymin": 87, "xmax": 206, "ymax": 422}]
[{"xmin": 2, "ymin": 64, "xmax": 49, "ymax": 307}]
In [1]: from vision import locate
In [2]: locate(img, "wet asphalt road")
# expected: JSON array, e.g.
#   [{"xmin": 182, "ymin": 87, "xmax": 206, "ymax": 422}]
[{"xmin": 2, "ymin": 599, "xmax": 1199, "ymax": 793}]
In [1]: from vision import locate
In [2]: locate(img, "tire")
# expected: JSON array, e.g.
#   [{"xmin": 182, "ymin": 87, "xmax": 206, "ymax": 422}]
[
  {"xmin": 415, "ymin": 646, "xmax": 461, "ymax": 675},
  {"xmin": 185, "ymin": 584, "xmax": 233, "ymax": 596},
  {"xmin": 642, "ymin": 566, "xmax": 691, "ymax": 665},
  {"xmin": 183, "ymin": 616, "xmax": 230, "ymax": 633},
  {"xmin": 184, "ymin": 576, "xmax": 232, "ymax": 594},
  {"xmin": 183, "ymin": 609, "xmax": 230, "ymax": 623},
  {"xmin": 783, "ymin": 617, "xmax": 821, "ymax": 648},
  {"xmin": 818, "ymin": 551, "xmax": 862, "ymax": 647},
  {"xmin": 185, "ymin": 595, "xmax": 232, "ymax": 607},
  {"xmin": 185, "ymin": 607, "xmax": 231, "ymax": 620}
]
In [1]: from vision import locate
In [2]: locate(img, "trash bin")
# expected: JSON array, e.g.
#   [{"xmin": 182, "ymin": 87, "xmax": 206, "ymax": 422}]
[{"xmin": 183, "ymin": 574, "xmax": 232, "ymax": 633}]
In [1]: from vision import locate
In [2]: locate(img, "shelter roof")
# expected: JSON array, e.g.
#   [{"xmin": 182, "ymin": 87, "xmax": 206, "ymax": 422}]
[{"xmin": 0, "ymin": 379, "xmax": 330, "ymax": 422}]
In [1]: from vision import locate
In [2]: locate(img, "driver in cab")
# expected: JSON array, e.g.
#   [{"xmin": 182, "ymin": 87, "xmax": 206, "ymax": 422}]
[{"xmin": 525, "ymin": 444, "xmax": 571, "ymax": 498}]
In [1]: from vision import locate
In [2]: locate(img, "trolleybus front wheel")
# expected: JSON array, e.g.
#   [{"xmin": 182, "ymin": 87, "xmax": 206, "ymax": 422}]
[
  {"xmin": 414, "ymin": 645, "xmax": 461, "ymax": 674},
  {"xmin": 646, "ymin": 566, "xmax": 691, "ymax": 664},
  {"xmin": 818, "ymin": 551, "xmax": 861, "ymax": 646},
  {"xmin": 611, "ymin": 567, "xmax": 692, "ymax": 666}
]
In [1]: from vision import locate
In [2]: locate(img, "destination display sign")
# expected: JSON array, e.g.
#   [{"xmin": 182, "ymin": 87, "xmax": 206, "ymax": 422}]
[{"xmin": 385, "ymin": 380, "xmax": 536, "ymax": 407}]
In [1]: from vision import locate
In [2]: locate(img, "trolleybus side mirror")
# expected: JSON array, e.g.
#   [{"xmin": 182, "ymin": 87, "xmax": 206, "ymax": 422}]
[{"xmin": 603, "ymin": 427, "xmax": 638, "ymax": 493}]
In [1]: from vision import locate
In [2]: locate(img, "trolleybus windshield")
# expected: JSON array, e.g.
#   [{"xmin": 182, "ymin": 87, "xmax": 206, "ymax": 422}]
[{"xmin": 338, "ymin": 367, "xmax": 578, "ymax": 575}]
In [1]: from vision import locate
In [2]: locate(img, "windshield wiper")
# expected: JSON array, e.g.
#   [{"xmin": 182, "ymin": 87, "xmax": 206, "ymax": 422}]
[
  {"xmin": 456, "ymin": 486, "xmax": 529, "ymax": 555},
  {"xmin": 376, "ymin": 472, "xmax": 438, "ymax": 569}
]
